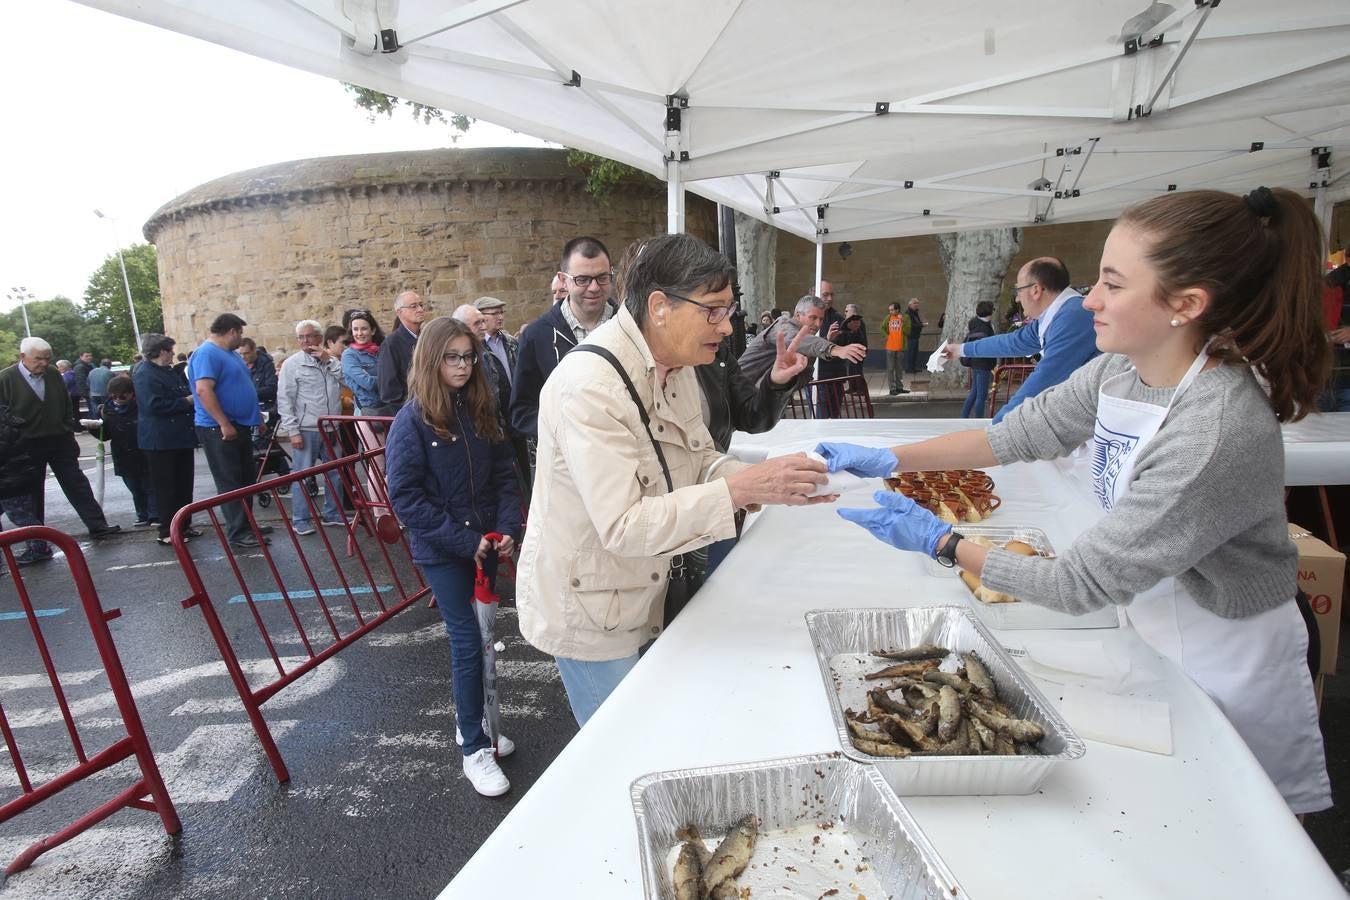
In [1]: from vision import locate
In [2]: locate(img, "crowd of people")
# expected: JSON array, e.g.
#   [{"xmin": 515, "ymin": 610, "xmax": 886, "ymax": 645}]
[{"xmin": 1, "ymin": 197, "xmax": 1345, "ymax": 808}]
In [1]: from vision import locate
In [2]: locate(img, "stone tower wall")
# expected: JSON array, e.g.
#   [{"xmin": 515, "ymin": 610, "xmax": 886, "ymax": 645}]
[{"xmin": 147, "ymin": 149, "xmax": 715, "ymax": 354}]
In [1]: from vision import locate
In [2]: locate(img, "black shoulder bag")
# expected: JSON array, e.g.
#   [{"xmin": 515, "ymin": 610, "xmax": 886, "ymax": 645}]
[{"xmin": 571, "ymin": 345, "xmax": 703, "ymax": 627}]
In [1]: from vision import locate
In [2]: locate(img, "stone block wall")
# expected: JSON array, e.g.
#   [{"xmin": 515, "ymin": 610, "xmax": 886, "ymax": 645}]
[{"xmin": 147, "ymin": 149, "xmax": 714, "ymax": 354}]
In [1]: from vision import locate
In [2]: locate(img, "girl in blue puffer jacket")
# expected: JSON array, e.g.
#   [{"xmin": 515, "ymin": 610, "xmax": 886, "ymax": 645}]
[{"xmin": 384, "ymin": 316, "xmax": 521, "ymax": 797}]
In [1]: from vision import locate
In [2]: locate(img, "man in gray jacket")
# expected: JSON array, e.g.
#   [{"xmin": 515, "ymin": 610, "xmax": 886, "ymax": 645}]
[
  {"xmin": 278, "ymin": 319, "xmax": 347, "ymax": 534},
  {"xmin": 738, "ymin": 295, "xmax": 866, "ymax": 387}
]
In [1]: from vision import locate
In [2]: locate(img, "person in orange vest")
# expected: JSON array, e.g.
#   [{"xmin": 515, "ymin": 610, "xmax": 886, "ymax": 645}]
[{"xmin": 884, "ymin": 302, "xmax": 909, "ymax": 395}]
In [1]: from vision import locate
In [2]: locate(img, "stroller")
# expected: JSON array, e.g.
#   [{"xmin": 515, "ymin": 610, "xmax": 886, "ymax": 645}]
[{"xmin": 252, "ymin": 411, "xmax": 302, "ymax": 508}]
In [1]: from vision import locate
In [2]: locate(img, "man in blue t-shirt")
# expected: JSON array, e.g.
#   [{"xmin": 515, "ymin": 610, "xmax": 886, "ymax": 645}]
[{"xmin": 189, "ymin": 313, "xmax": 269, "ymax": 549}]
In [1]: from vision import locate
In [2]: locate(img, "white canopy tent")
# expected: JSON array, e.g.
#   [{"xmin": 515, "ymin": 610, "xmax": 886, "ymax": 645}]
[{"xmin": 80, "ymin": 0, "xmax": 1350, "ymax": 256}]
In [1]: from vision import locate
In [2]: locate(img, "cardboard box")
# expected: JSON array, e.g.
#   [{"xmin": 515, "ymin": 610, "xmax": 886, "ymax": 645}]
[{"xmin": 1289, "ymin": 524, "xmax": 1346, "ymax": 676}]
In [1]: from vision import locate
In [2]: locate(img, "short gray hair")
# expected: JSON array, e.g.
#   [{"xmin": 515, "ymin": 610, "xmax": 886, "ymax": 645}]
[
  {"xmin": 617, "ymin": 233, "xmax": 736, "ymax": 329},
  {"xmin": 451, "ymin": 303, "xmax": 480, "ymax": 321},
  {"xmin": 294, "ymin": 319, "xmax": 323, "ymax": 335},
  {"xmin": 794, "ymin": 295, "xmax": 826, "ymax": 316},
  {"xmin": 19, "ymin": 336, "xmax": 51, "ymax": 355}
]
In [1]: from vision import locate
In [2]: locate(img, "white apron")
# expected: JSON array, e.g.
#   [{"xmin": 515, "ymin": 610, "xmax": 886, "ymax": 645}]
[{"xmin": 1093, "ymin": 350, "xmax": 1331, "ymax": 814}]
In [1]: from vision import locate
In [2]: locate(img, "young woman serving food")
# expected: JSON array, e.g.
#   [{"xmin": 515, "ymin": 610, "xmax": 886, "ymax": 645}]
[{"xmin": 816, "ymin": 187, "xmax": 1332, "ymax": 813}]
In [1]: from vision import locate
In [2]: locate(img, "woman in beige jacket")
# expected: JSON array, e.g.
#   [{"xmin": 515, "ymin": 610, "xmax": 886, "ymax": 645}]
[{"xmin": 517, "ymin": 233, "xmax": 835, "ymax": 726}]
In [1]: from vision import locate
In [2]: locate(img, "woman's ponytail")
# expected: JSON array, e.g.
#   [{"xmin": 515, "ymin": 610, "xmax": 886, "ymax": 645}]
[{"xmin": 1118, "ymin": 188, "xmax": 1331, "ymax": 422}]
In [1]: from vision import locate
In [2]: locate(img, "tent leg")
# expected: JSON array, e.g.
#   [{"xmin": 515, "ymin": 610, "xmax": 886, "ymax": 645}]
[
  {"xmin": 667, "ymin": 160, "xmax": 685, "ymax": 234},
  {"xmin": 1313, "ymin": 183, "xmax": 1332, "ymax": 249},
  {"xmin": 814, "ymin": 237, "xmax": 823, "ymax": 294}
]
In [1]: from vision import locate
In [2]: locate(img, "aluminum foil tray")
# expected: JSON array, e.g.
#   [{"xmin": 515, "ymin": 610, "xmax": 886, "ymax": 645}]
[
  {"xmin": 806, "ymin": 606, "xmax": 1085, "ymax": 796},
  {"xmin": 927, "ymin": 526, "xmax": 1118, "ymax": 630},
  {"xmin": 631, "ymin": 753, "xmax": 968, "ymax": 899}
]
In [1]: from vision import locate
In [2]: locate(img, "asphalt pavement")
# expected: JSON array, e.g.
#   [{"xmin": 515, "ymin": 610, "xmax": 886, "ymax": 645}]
[{"xmin": 2, "ymin": 389, "xmax": 1348, "ymax": 898}]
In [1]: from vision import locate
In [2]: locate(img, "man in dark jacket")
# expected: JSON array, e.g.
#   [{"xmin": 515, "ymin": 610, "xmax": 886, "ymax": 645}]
[
  {"xmin": 238, "ymin": 338, "xmax": 277, "ymax": 412},
  {"xmin": 814, "ymin": 280, "xmax": 849, "ymax": 417},
  {"xmin": 72, "ymin": 351, "xmax": 94, "ymax": 415},
  {"xmin": 0, "ymin": 398, "xmax": 52, "ymax": 565},
  {"xmin": 510, "ymin": 237, "xmax": 616, "ymax": 440},
  {"xmin": 376, "ymin": 290, "xmax": 426, "ymax": 412},
  {"xmin": 0, "ymin": 337, "xmax": 119, "ymax": 539}
]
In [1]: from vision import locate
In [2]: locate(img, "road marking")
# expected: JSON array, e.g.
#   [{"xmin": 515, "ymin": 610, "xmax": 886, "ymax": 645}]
[
  {"xmin": 105, "ymin": 560, "xmax": 179, "ymax": 571},
  {"xmin": 170, "ymin": 658, "xmax": 347, "ymax": 715},
  {"xmin": 226, "ymin": 585, "xmax": 392, "ymax": 604},
  {"xmin": 367, "ymin": 621, "xmax": 445, "ymax": 647},
  {"xmin": 0, "ymin": 608, "xmax": 66, "ymax": 621},
  {"xmin": 6, "ymin": 656, "xmax": 325, "ymax": 729},
  {"xmin": 156, "ymin": 721, "xmax": 299, "ymax": 803},
  {"xmin": 0, "ymin": 669, "xmax": 105, "ymax": 691},
  {"xmin": 0, "ymin": 826, "xmax": 166, "ymax": 899}
]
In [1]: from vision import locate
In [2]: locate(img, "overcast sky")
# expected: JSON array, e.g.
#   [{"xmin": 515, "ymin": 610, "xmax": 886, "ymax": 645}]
[{"xmin": 0, "ymin": 1, "xmax": 549, "ymax": 314}]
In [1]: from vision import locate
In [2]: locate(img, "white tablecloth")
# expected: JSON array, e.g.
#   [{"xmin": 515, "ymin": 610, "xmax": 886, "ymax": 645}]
[
  {"xmin": 442, "ymin": 421, "xmax": 1342, "ymax": 900},
  {"xmin": 1283, "ymin": 412, "xmax": 1350, "ymax": 486}
]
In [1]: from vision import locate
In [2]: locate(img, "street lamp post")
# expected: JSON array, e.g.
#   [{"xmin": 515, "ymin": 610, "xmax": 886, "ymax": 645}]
[
  {"xmin": 5, "ymin": 286, "xmax": 33, "ymax": 337},
  {"xmin": 92, "ymin": 209, "xmax": 143, "ymax": 353}
]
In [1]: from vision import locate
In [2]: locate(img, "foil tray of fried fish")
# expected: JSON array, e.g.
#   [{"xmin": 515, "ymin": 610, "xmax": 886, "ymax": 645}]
[
  {"xmin": 632, "ymin": 753, "xmax": 967, "ymax": 900},
  {"xmin": 807, "ymin": 606, "xmax": 1085, "ymax": 795}
]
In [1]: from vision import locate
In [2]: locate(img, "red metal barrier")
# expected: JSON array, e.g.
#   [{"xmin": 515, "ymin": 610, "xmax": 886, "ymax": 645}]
[
  {"xmin": 0, "ymin": 527, "xmax": 180, "ymax": 875},
  {"xmin": 171, "ymin": 443, "xmax": 427, "ymax": 782},
  {"xmin": 785, "ymin": 374, "xmax": 875, "ymax": 419}
]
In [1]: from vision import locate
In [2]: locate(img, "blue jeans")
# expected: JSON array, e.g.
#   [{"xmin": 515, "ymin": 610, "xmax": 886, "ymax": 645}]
[
  {"xmin": 555, "ymin": 651, "xmax": 643, "ymax": 728},
  {"xmin": 423, "ymin": 557, "xmax": 497, "ymax": 757},
  {"xmin": 121, "ymin": 474, "xmax": 158, "ymax": 522},
  {"xmin": 961, "ymin": 368, "xmax": 993, "ymax": 418},
  {"xmin": 0, "ymin": 493, "xmax": 50, "ymax": 556},
  {"xmin": 289, "ymin": 429, "xmax": 342, "ymax": 526}
]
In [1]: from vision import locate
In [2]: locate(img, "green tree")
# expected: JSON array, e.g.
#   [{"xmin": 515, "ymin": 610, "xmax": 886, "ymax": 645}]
[
  {"xmin": 342, "ymin": 84, "xmax": 472, "ymax": 133},
  {"xmin": 344, "ymin": 86, "xmax": 643, "ymax": 200},
  {"xmin": 82, "ymin": 243, "xmax": 162, "ymax": 362},
  {"xmin": 0, "ymin": 297, "xmax": 85, "ymax": 363}
]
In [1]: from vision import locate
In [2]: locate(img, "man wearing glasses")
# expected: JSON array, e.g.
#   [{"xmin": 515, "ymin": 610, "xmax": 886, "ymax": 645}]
[
  {"xmin": 510, "ymin": 236, "xmax": 618, "ymax": 441},
  {"xmin": 738, "ymin": 294, "xmax": 867, "ymax": 389},
  {"xmin": 377, "ymin": 290, "xmax": 427, "ymax": 413},
  {"xmin": 940, "ymin": 256, "xmax": 1098, "ymax": 422}
]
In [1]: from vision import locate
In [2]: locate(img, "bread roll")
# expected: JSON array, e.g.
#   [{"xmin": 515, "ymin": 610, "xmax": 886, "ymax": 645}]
[{"xmin": 1004, "ymin": 539, "xmax": 1038, "ymax": 557}]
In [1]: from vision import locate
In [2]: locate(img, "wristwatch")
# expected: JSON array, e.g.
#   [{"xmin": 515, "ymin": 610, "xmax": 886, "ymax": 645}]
[{"xmin": 935, "ymin": 531, "xmax": 963, "ymax": 568}]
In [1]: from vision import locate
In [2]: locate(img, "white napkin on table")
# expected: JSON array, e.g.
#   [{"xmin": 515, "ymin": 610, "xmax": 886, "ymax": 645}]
[
  {"xmin": 1047, "ymin": 683, "xmax": 1173, "ymax": 755},
  {"xmin": 804, "ymin": 450, "xmax": 868, "ymax": 497},
  {"xmin": 926, "ymin": 340, "xmax": 949, "ymax": 373}
]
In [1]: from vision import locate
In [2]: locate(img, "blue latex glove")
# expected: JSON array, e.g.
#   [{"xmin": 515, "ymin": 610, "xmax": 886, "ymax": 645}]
[
  {"xmin": 813, "ymin": 442, "xmax": 899, "ymax": 478},
  {"xmin": 837, "ymin": 490, "xmax": 951, "ymax": 557}
]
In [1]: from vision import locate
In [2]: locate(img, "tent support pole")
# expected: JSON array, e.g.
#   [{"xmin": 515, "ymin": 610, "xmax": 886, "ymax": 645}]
[
  {"xmin": 1314, "ymin": 183, "xmax": 1331, "ymax": 248},
  {"xmin": 667, "ymin": 159, "xmax": 685, "ymax": 234},
  {"xmin": 814, "ymin": 237, "xmax": 824, "ymax": 295}
]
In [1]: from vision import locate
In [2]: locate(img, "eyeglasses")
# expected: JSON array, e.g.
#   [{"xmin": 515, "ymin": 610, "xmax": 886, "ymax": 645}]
[
  {"xmin": 296, "ymin": 332, "xmax": 322, "ymax": 342},
  {"xmin": 442, "ymin": 352, "xmax": 477, "ymax": 368},
  {"xmin": 663, "ymin": 291, "xmax": 739, "ymax": 324},
  {"xmin": 561, "ymin": 271, "xmax": 614, "ymax": 288},
  {"xmin": 399, "ymin": 302, "xmax": 427, "ymax": 311},
  {"xmin": 1011, "ymin": 283, "xmax": 1035, "ymax": 294}
]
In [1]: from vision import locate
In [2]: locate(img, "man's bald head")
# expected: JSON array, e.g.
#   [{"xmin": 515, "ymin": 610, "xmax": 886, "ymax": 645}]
[
  {"xmin": 1016, "ymin": 257, "xmax": 1071, "ymax": 318},
  {"xmin": 452, "ymin": 303, "xmax": 487, "ymax": 340}
]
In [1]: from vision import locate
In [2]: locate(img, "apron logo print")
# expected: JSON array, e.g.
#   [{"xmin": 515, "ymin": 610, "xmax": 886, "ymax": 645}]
[{"xmin": 1091, "ymin": 420, "xmax": 1138, "ymax": 512}]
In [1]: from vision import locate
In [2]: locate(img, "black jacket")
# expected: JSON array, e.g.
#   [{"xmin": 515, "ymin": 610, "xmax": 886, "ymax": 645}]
[
  {"xmin": 817, "ymin": 307, "xmax": 848, "ymax": 378},
  {"xmin": 0, "ymin": 402, "xmax": 41, "ymax": 498},
  {"xmin": 134, "ymin": 361, "xmax": 197, "ymax": 451},
  {"xmin": 695, "ymin": 339, "xmax": 794, "ymax": 453},
  {"xmin": 483, "ymin": 349, "xmax": 514, "ymax": 433},
  {"xmin": 96, "ymin": 398, "xmax": 150, "ymax": 477},
  {"xmin": 376, "ymin": 322, "xmax": 419, "ymax": 411},
  {"xmin": 510, "ymin": 299, "xmax": 618, "ymax": 438},
  {"xmin": 963, "ymin": 316, "xmax": 996, "ymax": 371},
  {"xmin": 248, "ymin": 348, "xmax": 277, "ymax": 410}
]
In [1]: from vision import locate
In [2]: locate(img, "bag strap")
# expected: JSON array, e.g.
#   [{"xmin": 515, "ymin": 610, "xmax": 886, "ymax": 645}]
[{"xmin": 570, "ymin": 345, "xmax": 674, "ymax": 493}]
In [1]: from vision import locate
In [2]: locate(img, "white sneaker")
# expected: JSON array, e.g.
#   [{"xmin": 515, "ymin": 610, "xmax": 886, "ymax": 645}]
[
  {"xmin": 455, "ymin": 723, "xmax": 515, "ymax": 757},
  {"xmin": 462, "ymin": 747, "xmax": 510, "ymax": 796}
]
